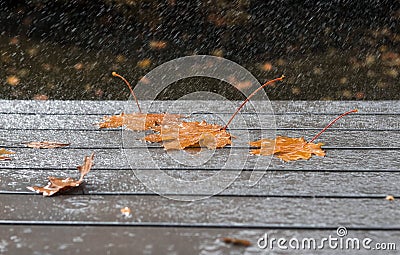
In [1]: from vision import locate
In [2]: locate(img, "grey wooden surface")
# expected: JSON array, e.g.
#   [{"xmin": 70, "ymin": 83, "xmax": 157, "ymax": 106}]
[{"xmin": 0, "ymin": 100, "xmax": 399, "ymax": 254}]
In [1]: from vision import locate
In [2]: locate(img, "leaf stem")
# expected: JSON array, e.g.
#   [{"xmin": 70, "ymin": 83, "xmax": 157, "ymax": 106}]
[
  {"xmin": 112, "ymin": 72, "xmax": 142, "ymax": 113},
  {"xmin": 222, "ymin": 75, "xmax": 284, "ymax": 130},
  {"xmin": 309, "ymin": 109, "xmax": 358, "ymax": 143}
]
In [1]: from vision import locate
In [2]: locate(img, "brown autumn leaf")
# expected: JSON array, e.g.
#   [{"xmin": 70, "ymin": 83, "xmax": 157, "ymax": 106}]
[
  {"xmin": 99, "ymin": 112, "xmax": 182, "ymax": 131},
  {"xmin": 0, "ymin": 148, "xmax": 15, "ymax": 161},
  {"xmin": 23, "ymin": 141, "xmax": 70, "ymax": 149},
  {"xmin": 250, "ymin": 109, "xmax": 358, "ymax": 161},
  {"xmin": 145, "ymin": 121, "xmax": 232, "ymax": 150},
  {"xmin": 222, "ymin": 237, "xmax": 252, "ymax": 247},
  {"xmin": 144, "ymin": 77, "xmax": 285, "ymax": 150},
  {"xmin": 104, "ymin": 74, "xmax": 282, "ymax": 150},
  {"xmin": 27, "ymin": 153, "xmax": 94, "ymax": 196},
  {"xmin": 250, "ymin": 136, "xmax": 325, "ymax": 161}
]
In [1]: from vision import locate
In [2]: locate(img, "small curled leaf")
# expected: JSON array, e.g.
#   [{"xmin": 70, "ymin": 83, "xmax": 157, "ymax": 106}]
[{"xmin": 27, "ymin": 153, "xmax": 94, "ymax": 196}]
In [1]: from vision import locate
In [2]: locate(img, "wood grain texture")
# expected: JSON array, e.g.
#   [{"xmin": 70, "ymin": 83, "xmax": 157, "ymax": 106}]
[
  {"xmin": 0, "ymin": 100, "xmax": 399, "ymax": 114},
  {"xmin": 1, "ymin": 147, "xmax": 398, "ymax": 170},
  {"xmin": 1, "ymin": 226, "xmax": 398, "ymax": 254},
  {"xmin": 0, "ymin": 100, "xmax": 399, "ymax": 254},
  {"xmin": 0, "ymin": 113, "xmax": 398, "ymax": 130},
  {"xmin": 1, "ymin": 169, "xmax": 399, "ymax": 197},
  {"xmin": 1, "ymin": 194, "xmax": 399, "ymax": 229},
  {"xmin": 1, "ymin": 129, "xmax": 400, "ymax": 148}
]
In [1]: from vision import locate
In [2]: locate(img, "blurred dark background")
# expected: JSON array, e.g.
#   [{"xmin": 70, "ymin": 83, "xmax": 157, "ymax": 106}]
[{"xmin": 1, "ymin": 0, "xmax": 399, "ymax": 100}]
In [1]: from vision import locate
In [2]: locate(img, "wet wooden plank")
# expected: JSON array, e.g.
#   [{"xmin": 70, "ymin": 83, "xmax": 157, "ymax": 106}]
[
  {"xmin": 1, "ymin": 100, "xmax": 399, "ymax": 254},
  {"xmin": 1, "ymin": 129, "xmax": 400, "ymax": 148},
  {"xmin": 0, "ymin": 113, "xmax": 398, "ymax": 130},
  {"xmin": 1, "ymin": 169, "xmax": 399, "ymax": 197},
  {"xmin": 1, "ymin": 194, "xmax": 399, "ymax": 229},
  {"xmin": 1, "ymin": 226, "xmax": 398, "ymax": 254},
  {"xmin": 1, "ymin": 100, "xmax": 399, "ymax": 115},
  {"xmin": 0, "ymin": 148, "xmax": 398, "ymax": 171}
]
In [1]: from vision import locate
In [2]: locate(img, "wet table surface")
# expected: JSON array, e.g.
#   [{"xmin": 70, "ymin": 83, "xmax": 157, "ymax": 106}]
[{"xmin": 0, "ymin": 100, "xmax": 399, "ymax": 254}]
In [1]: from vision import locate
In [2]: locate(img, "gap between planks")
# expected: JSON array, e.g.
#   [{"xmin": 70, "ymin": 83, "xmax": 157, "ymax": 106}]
[{"xmin": 1, "ymin": 220, "xmax": 400, "ymax": 231}]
